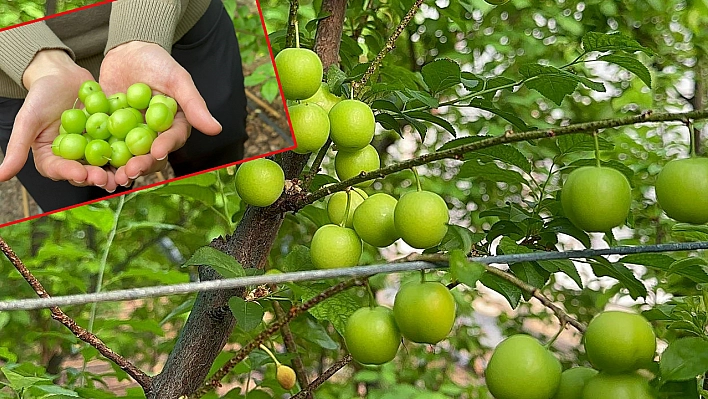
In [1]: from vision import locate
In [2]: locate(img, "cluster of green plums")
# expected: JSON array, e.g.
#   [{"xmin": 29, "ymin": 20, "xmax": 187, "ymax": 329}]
[
  {"xmin": 486, "ymin": 311, "xmax": 657, "ymax": 399},
  {"xmin": 562, "ymin": 157, "xmax": 708, "ymax": 233},
  {"xmin": 51, "ymin": 81, "xmax": 177, "ymax": 167},
  {"xmin": 344, "ymin": 278, "xmax": 456, "ymax": 366}
]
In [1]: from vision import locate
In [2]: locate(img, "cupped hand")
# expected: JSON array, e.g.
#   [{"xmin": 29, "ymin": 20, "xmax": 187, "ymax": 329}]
[
  {"xmin": 100, "ymin": 41, "xmax": 221, "ymax": 186},
  {"xmin": 0, "ymin": 50, "xmax": 118, "ymax": 191}
]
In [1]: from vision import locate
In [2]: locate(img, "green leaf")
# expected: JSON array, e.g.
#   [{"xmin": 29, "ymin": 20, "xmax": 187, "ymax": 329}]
[
  {"xmin": 524, "ymin": 72, "xmax": 579, "ymax": 105},
  {"xmin": 468, "ymin": 98, "xmax": 531, "ymax": 131},
  {"xmin": 544, "ymin": 217, "xmax": 591, "ymax": 248},
  {"xmin": 581, "ymin": 32, "xmax": 653, "ymax": 55},
  {"xmin": 438, "ymin": 136, "xmax": 532, "ymax": 174},
  {"xmin": 402, "ymin": 114, "xmax": 430, "ymax": 139},
  {"xmin": 279, "ymin": 245, "xmax": 314, "ymax": 272},
  {"xmin": 588, "ymin": 257, "xmax": 647, "ymax": 299},
  {"xmin": 159, "ymin": 298, "xmax": 195, "ymax": 326},
  {"xmin": 656, "ymin": 380, "xmax": 699, "ymax": 399},
  {"xmin": 510, "ymin": 262, "xmax": 550, "ymax": 289},
  {"xmin": 460, "ymin": 71, "xmax": 482, "ymax": 91},
  {"xmin": 543, "ymin": 258, "xmax": 583, "ymax": 288},
  {"xmin": 556, "ymin": 134, "xmax": 614, "ymax": 154},
  {"xmin": 34, "ymin": 384, "xmax": 80, "ymax": 397},
  {"xmin": 668, "ymin": 258, "xmax": 708, "ymax": 283},
  {"xmin": 421, "ymin": 59, "xmax": 461, "ymax": 95},
  {"xmin": 438, "ymin": 225, "xmax": 481, "ymax": 253},
  {"xmin": 402, "ymin": 89, "xmax": 439, "ymax": 109},
  {"xmin": 566, "ymin": 159, "xmax": 635, "ymax": 184},
  {"xmin": 375, "ymin": 113, "xmax": 401, "ymax": 134},
  {"xmin": 156, "ymin": 184, "xmax": 215, "ymax": 206},
  {"xmin": 486, "ymin": 220, "xmax": 526, "ymax": 243},
  {"xmin": 371, "ymin": 99, "xmax": 401, "ymax": 113},
  {"xmin": 659, "ymin": 337, "xmax": 708, "ymax": 381},
  {"xmin": 621, "ymin": 253, "xmax": 676, "ymax": 270},
  {"xmin": 299, "ymin": 284, "xmax": 360, "ymax": 336},
  {"xmin": 480, "ymin": 272, "xmax": 522, "ymax": 308},
  {"xmin": 1, "ymin": 367, "xmax": 49, "ymax": 391},
  {"xmin": 182, "ymin": 246, "xmax": 245, "ymax": 279},
  {"xmin": 406, "ymin": 111, "xmax": 456, "ymax": 136},
  {"xmin": 228, "ymin": 297, "xmax": 264, "ymax": 331},
  {"xmin": 449, "ymin": 249, "xmax": 485, "ymax": 288},
  {"xmin": 672, "ymin": 223, "xmax": 708, "ymax": 242},
  {"xmin": 289, "ymin": 316, "xmax": 339, "ymax": 350},
  {"xmin": 599, "ymin": 54, "xmax": 652, "ymax": 88},
  {"xmin": 458, "ymin": 161, "xmax": 529, "ymax": 187},
  {"xmin": 66, "ymin": 205, "xmax": 116, "ymax": 233},
  {"xmin": 327, "ymin": 65, "xmax": 348, "ymax": 96},
  {"xmin": 519, "ymin": 63, "xmax": 605, "ymax": 92},
  {"xmin": 309, "ymin": 174, "xmax": 338, "ymax": 191},
  {"xmin": 0, "ymin": 347, "xmax": 17, "ymax": 363}
]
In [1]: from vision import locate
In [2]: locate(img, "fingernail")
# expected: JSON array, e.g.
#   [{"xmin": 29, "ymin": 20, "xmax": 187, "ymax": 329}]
[
  {"xmin": 121, "ymin": 181, "xmax": 132, "ymax": 187},
  {"xmin": 106, "ymin": 187, "xmax": 116, "ymax": 193},
  {"xmin": 156, "ymin": 154, "xmax": 167, "ymax": 161},
  {"xmin": 212, "ymin": 117, "xmax": 222, "ymax": 129},
  {"xmin": 96, "ymin": 183, "xmax": 106, "ymax": 188},
  {"xmin": 74, "ymin": 179, "xmax": 85, "ymax": 184},
  {"xmin": 128, "ymin": 172, "xmax": 141, "ymax": 180}
]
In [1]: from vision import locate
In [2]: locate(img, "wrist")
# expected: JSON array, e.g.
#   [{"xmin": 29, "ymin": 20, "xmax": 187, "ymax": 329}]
[{"xmin": 22, "ymin": 49, "xmax": 78, "ymax": 90}]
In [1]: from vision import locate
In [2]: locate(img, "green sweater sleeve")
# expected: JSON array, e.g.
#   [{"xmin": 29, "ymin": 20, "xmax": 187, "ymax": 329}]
[
  {"xmin": 104, "ymin": 0, "xmax": 184, "ymax": 54},
  {"xmin": 0, "ymin": 22, "xmax": 74, "ymax": 89}
]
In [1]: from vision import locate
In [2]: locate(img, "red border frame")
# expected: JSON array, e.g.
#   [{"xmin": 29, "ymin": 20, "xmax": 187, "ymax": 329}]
[{"xmin": 0, "ymin": 0, "xmax": 297, "ymax": 229}]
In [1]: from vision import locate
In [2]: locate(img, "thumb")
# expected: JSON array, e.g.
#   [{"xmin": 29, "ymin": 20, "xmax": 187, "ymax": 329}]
[
  {"xmin": 169, "ymin": 70, "xmax": 222, "ymax": 136},
  {"xmin": 0, "ymin": 108, "xmax": 39, "ymax": 182}
]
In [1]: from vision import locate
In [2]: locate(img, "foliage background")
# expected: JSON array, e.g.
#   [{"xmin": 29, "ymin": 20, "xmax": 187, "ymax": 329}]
[{"xmin": 0, "ymin": 0, "xmax": 707, "ymax": 398}]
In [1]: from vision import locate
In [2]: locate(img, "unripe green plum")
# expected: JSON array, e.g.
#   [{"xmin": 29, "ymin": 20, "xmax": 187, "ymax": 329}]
[
  {"xmin": 234, "ymin": 158, "xmax": 285, "ymax": 207},
  {"xmin": 289, "ymin": 103, "xmax": 330, "ymax": 154},
  {"xmin": 394, "ymin": 190, "xmax": 449, "ymax": 249},
  {"xmin": 327, "ymin": 188, "xmax": 368, "ymax": 227},
  {"xmin": 310, "ymin": 224, "xmax": 362, "ymax": 269},
  {"xmin": 334, "ymin": 145, "xmax": 380, "ymax": 187},
  {"xmin": 329, "ymin": 100, "xmax": 375, "ymax": 150},
  {"xmin": 352, "ymin": 193, "xmax": 399, "ymax": 247}
]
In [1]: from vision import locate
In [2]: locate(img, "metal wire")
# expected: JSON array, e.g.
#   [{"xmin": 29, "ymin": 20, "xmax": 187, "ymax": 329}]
[{"xmin": 1, "ymin": 241, "xmax": 707, "ymax": 311}]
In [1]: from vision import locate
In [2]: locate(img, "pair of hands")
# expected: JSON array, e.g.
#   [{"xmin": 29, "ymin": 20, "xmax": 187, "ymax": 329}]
[{"xmin": 0, "ymin": 42, "xmax": 222, "ymax": 192}]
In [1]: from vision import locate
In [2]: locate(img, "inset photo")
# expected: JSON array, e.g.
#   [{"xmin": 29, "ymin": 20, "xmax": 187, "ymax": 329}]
[{"xmin": 0, "ymin": 0, "xmax": 293, "ymax": 226}]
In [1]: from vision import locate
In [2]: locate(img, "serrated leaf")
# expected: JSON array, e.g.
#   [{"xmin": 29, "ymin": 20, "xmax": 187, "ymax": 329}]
[
  {"xmin": 421, "ymin": 59, "xmax": 461, "ymax": 95},
  {"xmin": 403, "ymin": 89, "xmax": 439, "ymax": 108},
  {"xmin": 480, "ymin": 272, "xmax": 522, "ymax": 308},
  {"xmin": 483, "ymin": 76, "xmax": 516, "ymax": 99},
  {"xmin": 309, "ymin": 174, "xmax": 339, "ymax": 191},
  {"xmin": 621, "ymin": 253, "xmax": 676, "ymax": 270},
  {"xmin": 671, "ymin": 223, "xmax": 708, "ymax": 242},
  {"xmin": 541, "ymin": 258, "xmax": 583, "ymax": 288},
  {"xmin": 402, "ymin": 114, "xmax": 429, "ymax": 139},
  {"xmin": 228, "ymin": 297, "xmax": 264, "ymax": 331},
  {"xmin": 438, "ymin": 225, "xmax": 480, "ymax": 252},
  {"xmin": 371, "ymin": 99, "xmax": 401, "ymax": 113},
  {"xmin": 66, "ymin": 205, "xmax": 116, "ymax": 233},
  {"xmin": 458, "ymin": 161, "xmax": 529, "ymax": 187},
  {"xmin": 450, "ymin": 249, "xmax": 485, "ymax": 288},
  {"xmin": 582, "ymin": 32, "xmax": 653, "ymax": 55},
  {"xmin": 279, "ymin": 245, "xmax": 314, "ymax": 272},
  {"xmin": 659, "ymin": 337, "xmax": 708, "ymax": 381},
  {"xmin": 406, "ymin": 111, "xmax": 456, "ymax": 136},
  {"xmin": 1, "ymin": 367, "xmax": 49, "ymax": 391},
  {"xmin": 599, "ymin": 54, "xmax": 652, "ymax": 88},
  {"xmin": 520, "ymin": 63, "xmax": 605, "ymax": 92},
  {"xmin": 300, "ymin": 285, "xmax": 359, "ymax": 336},
  {"xmin": 668, "ymin": 257, "xmax": 708, "ymax": 283},
  {"xmin": 461, "ymin": 71, "xmax": 482, "ymax": 91},
  {"xmin": 438, "ymin": 136, "xmax": 531, "ymax": 173},
  {"xmin": 468, "ymin": 98, "xmax": 531, "ymax": 131},
  {"xmin": 525, "ymin": 73, "xmax": 579, "ymax": 105},
  {"xmin": 327, "ymin": 65, "xmax": 348, "ymax": 96},
  {"xmin": 486, "ymin": 220, "xmax": 525, "ymax": 243},
  {"xmin": 510, "ymin": 262, "xmax": 550, "ymax": 290},
  {"xmin": 376, "ymin": 113, "xmax": 401, "ymax": 134},
  {"xmin": 545, "ymin": 217, "xmax": 591, "ymax": 248},
  {"xmin": 35, "ymin": 384, "xmax": 80, "ymax": 397},
  {"xmin": 588, "ymin": 257, "xmax": 647, "ymax": 299},
  {"xmin": 182, "ymin": 246, "xmax": 245, "ymax": 279},
  {"xmin": 557, "ymin": 134, "xmax": 614, "ymax": 154},
  {"xmin": 289, "ymin": 316, "xmax": 339, "ymax": 350}
]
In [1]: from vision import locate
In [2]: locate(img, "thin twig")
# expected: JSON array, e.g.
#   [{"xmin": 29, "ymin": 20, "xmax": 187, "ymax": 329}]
[
  {"xmin": 2, "ymin": 241, "xmax": 708, "ymax": 311},
  {"xmin": 246, "ymin": 89, "xmax": 281, "ymax": 119},
  {"xmin": 0, "ymin": 236, "xmax": 153, "ymax": 391},
  {"xmin": 272, "ymin": 299, "xmax": 310, "ymax": 396},
  {"xmin": 190, "ymin": 279, "xmax": 366, "ymax": 398},
  {"xmin": 303, "ymin": 138, "xmax": 332, "ymax": 189},
  {"xmin": 302, "ymin": 109, "xmax": 708, "ymax": 204},
  {"xmin": 286, "ymin": 0, "xmax": 299, "ymax": 48},
  {"xmin": 290, "ymin": 355, "xmax": 352, "ymax": 399},
  {"xmin": 352, "ymin": 0, "xmax": 425, "ymax": 96}
]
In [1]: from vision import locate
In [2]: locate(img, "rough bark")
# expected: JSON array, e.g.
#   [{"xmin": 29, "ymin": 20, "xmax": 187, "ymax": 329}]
[{"xmin": 146, "ymin": 3, "xmax": 348, "ymax": 397}]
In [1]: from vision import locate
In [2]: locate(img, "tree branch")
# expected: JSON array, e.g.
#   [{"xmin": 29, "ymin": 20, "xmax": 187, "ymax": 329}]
[
  {"xmin": 272, "ymin": 300, "xmax": 310, "ymax": 397},
  {"xmin": 0, "ymin": 236, "xmax": 153, "ymax": 391},
  {"xmin": 190, "ymin": 278, "xmax": 365, "ymax": 398},
  {"xmin": 352, "ymin": 0, "xmax": 424, "ymax": 96},
  {"xmin": 290, "ymin": 355, "xmax": 352, "ymax": 399},
  {"xmin": 299, "ymin": 109, "xmax": 708, "ymax": 205}
]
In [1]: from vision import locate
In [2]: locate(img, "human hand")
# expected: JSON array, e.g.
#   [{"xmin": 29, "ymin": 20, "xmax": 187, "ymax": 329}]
[
  {"xmin": 100, "ymin": 41, "xmax": 222, "ymax": 186},
  {"xmin": 0, "ymin": 50, "xmax": 119, "ymax": 191}
]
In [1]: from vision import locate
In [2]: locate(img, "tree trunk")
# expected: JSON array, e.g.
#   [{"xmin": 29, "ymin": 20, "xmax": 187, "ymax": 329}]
[{"xmin": 146, "ymin": 2, "xmax": 348, "ymax": 397}]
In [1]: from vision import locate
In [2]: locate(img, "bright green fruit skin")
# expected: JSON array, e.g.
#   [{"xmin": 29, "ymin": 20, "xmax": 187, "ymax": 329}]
[
  {"xmin": 329, "ymin": 100, "xmax": 375, "ymax": 150},
  {"xmin": 149, "ymin": 94, "xmax": 178, "ymax": 116},
  {"xmin": 51, "ymin": 135, "xmax": 65, "ymax": 156},
  {"xmin": 61, "ymin": 109, "xmax": 87, "ymax": 134},
  {"xmin": 109, "ymin": 141, "xmax": 132, "ymax": 168},
  {"xmin": 581, "ymin": 373, "xmax": 654, "ymax": 399},
  {"xmin": 85, "ymin": 112, "xmax": 111, "ymax": 140},
  {"xmin": 583, "ymin": 311, "xmax": 656, "ymax": 374},
  {"xmin": 302, "ymin": 82, "xmax": 342, "ymax": 113},
  {"xmin": 84, "ymin": 139, "xmax": 112, "ymax": 166},
  {"xmin": 84, "ymin": 91, "xmax": 110, "ymax": 114},
  {"xmin": 334, "ymin": 145, "xmax": 380, "ymax": 188},
  {"xmin": 393, "ymin": 280, "xmax": 455, "ymax": 344},
  {"xmin": 561, "ymin": 166, "xmax": 631, "ymax": 232},
  {"xmin": 107, "ymin": 92, "xmax": 128, "ymax": 114},
  {"xmin": 327, "ymin": 188, "xmax": 368, "ymax": 227},
  {"xmin": 352, "ymin": 193, "xmax": 399, "ymax": 247},
  {"xmin": 394, "ymin": 190, "xmax": 449, "ymax": 249},
  {"xmin": 345, "ymin": 306, "xmax": 401, "ymax": 365},
  {"xmin": 486, "ymin": 334, "xmax": 562, "ymax": 399},
  {"xmin": 128, "ymin": 107, "xmax": 145, "ymax": 124},
  {"xmin": 310, "ymin": 224, "xmax": 362, "ymax": 269},
  {"xmin": 58, "ymin": 134, "xmax": 88, "ymax": 161},
  {"xmin": 234, "ymin": 158, "xmax": 285, "ymax": 207},
  {"xmin": 289, "ymin": 103, "xmax": 330, "ymax": 154},
  {"xmin": 655, "ymin": 158, "xmax": 708, "ymax": 224},
  {"xmin": 146, "ymin": 103, "xmax": 175, "ymax": 132},
  {"xmin": 275, "ymin": 47, "xmax": 323, "ymax": 100},
  {"xmin": 108, "ymin": 108, "xmax": 140, "ymax": 139},
  {"xmin": 78, "ymin": 80, "xmax": 102, "ymax": 103},
  {"xmin": 553, "ymin": 367, "xmax": 599, "ymax": 399},
  {"xmin": 126, "ymin": 82, "xmax": 152, "ymax": 109},
  {"xmin": 125, "ymin": 126, "xmax": 157, "ymax": 156}
]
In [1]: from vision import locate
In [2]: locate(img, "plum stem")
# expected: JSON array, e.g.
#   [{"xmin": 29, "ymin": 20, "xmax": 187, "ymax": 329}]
[
  {"xmin": 411, "ymin": 167, "xmax": 422, "ymax": 191},
  {"xmin": 545, "ymin": 322, "xmax": 565, "ymax": 349},
  {"xmin": 592, "ymin": 131, "xmax": 601, "ymax": 168},
  {"xmin": 366, "ymin": 281, "xmax": 376, "ymax": 308},
  {"xmin": 341, "ymin": 187, "xmax": 352, "ymax": 228},
  {"xmin": 259, "ymin": 344, "xmax": 282, "ymax": 367},
  {"xmin": 687, "ymin": 120, "xmax": 697, "ymax": 157},
  {"xmin": 295, "ymin": 21, "xmax": 300, "ymax": 48}
]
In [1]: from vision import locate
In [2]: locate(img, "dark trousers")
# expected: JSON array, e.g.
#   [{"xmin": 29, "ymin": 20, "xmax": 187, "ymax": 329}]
[{"xmin": 0, "ymin": 0, "xmax": 247, "ymax": 212}]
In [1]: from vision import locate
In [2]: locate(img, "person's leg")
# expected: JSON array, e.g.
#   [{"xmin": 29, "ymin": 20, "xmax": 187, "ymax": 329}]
[
  {"xmin": 0, "ymin": 97, "xmax": 119, "ymax": 213},
  {"xmin": 168, "ymin": 0, "xmax": 248, "ymax": 177}
]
